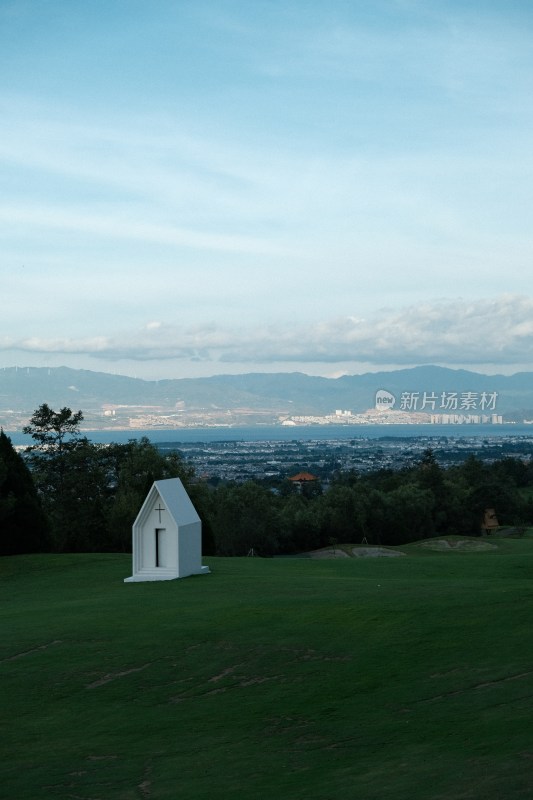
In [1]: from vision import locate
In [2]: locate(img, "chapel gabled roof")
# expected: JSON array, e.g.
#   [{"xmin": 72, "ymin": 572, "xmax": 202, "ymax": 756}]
[
  {"xmin": 154, "ymin": 478, "xmax": 200, "ymax": 526},
  {"xmin": 133, "ymin": 477, "xmax": 200, "ymax": 528}
]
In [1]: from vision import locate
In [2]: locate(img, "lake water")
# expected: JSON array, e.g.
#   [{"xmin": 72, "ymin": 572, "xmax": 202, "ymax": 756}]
[{"xmin": 7, "ymin": 423, "xmax": 533, "ymax": 447}]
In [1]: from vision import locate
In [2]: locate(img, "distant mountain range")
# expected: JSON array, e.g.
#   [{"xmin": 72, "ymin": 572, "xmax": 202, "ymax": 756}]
[{"xmin": 1, "ymin": 365, "xmax": 533, "ymax": 423}]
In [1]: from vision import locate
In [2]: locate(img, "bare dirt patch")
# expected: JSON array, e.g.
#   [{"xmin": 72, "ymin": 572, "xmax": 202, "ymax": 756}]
[
  {"xmin": 209, "ymin": 665, "xmax": 243, "ymax": 683},
  {"xmin": 86, "ymin": 663, "xmax": 151, "ymax": 689},
  {"xmin": 417, "ymin": 670, "xmax": 533, "ymax": 704},
  {"xmin": 2, "ymin": 640, "xmax": 62, "ymax": 662}
]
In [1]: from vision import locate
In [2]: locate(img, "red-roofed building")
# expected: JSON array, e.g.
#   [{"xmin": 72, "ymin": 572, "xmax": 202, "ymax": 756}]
[{"xmin": 289, "ymin": 471, "xmax": 317, "ymax": 483}]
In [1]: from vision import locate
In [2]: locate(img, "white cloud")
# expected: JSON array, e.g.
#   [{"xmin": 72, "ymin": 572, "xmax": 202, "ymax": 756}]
[{"xmin": 2, "ymin": 295, "xmax": 533, "ymax": 372}]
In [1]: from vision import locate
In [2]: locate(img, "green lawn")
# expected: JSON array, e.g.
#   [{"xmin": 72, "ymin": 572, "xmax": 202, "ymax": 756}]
[{"xmin": 2, "ymin": 539, "xmax": 533, "ymax": 799}]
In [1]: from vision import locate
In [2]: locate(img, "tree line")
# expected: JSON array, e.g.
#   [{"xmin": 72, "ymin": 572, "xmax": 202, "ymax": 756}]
[{"xmin": 2, "ymin": 405, "xmax": 533, "ymax": 557}]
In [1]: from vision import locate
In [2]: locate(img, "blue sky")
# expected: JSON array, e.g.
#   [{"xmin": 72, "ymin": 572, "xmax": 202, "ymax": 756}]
[{"xmin": 2, "ymin": 0, "xmax": 533, "ymax": 379}]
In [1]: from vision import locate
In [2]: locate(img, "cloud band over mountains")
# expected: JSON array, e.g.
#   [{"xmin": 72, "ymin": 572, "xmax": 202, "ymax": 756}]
[{"xmin": 3, "ymin": 295, "xmax": 532, "ymax": 369}]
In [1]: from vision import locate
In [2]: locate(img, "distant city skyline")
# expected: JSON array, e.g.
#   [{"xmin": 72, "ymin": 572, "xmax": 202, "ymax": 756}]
[{"xmin": 2, "ymin": 1, "xmax": 533, "ymax": 380}]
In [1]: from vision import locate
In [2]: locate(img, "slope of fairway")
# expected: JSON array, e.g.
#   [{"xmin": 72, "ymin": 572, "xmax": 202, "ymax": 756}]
[{"xmin": 2, "ymin": 542, "xmax": 533, "ymax": 799}]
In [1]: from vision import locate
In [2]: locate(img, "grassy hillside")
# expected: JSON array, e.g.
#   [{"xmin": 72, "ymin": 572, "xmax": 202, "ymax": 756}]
[{"xmin": 2, "ymin": 541, "xmax": 533, "ymax": 799}]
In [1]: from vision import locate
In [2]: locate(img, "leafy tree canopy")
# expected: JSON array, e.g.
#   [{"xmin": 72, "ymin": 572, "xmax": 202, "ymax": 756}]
[
  {"xmin": 23, "ymin": 404, "xmax": 84, "ymax": 452},
  {"xmin": 0, "ymin": 429, "xmax": 49, "ymax": 554}
]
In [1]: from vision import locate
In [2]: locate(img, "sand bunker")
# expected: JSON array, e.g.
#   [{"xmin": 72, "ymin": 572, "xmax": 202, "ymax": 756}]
[
  {"xmin": 306, "ymin": 548, "xmax": 350, "ymax": 559},
  {"xmin": 303, "ymin": 546, "xmax": 405, "ymax": 559},
  {"xmin": 418, "ymin": 538, "xmax": 497, "ymax": 552},
  {"xmin": 302, "ymin": 537, "xmax": 497, "ymax": 558},
  {"xmin": 351, "ymin": 546, "xmax": 405, "ymax": 558}
]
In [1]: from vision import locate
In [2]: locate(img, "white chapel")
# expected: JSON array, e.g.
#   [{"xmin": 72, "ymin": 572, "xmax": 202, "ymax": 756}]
[{"xmin": 124, "ymin": 477, "xmax": 210, "ymax": 582}]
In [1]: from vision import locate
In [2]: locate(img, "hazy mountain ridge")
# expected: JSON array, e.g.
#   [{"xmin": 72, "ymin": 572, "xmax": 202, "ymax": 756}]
[{"xmin": 1, "ymin": 365, "xmax": 532, "ymax": 418}]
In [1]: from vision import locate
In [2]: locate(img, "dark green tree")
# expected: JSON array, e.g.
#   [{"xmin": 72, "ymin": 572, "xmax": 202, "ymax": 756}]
[
  {"xmin": 278, "ymin": 493, "xmax": 321, "ymax": 553},
  {"xmin": 466, "ymin": 481, "xmax": 521, "ymax": 535},
  {"xmin": 417, "ymin": 449, "xmax": 443, "ymax": 490},
  {"xmin": 317, "ymin": 484, "xmax": 360, "ymax": 544},
  {"xmin": 187, "ymin": 480, "xmax": 216, "ymax": 556},
  {"xmin": 55, "ymin": 438, "xmax": 110, "ymax": 551},
  {"xmin": 103, "ymin": 438, "xmax": 200, "ymax": 552},
  {"xmin": 23, "ymin": 404, "xmax": 93, "ymax": 550},
  {"xmin": 378, "ymin": 483, "xmax": 435, "ymax": 545},
  {"xmin": 0, "ymin": 429, "xmax": 49, "ymax": 554},
  {"xmin": 23, "ymin": 405, "xmax": 85, "ymax": 496},
  {"xmin": 350, "ymin": 485, "xmax": 389, "ymax": 545},
  {"xmin": 212, "ymin": 481, "xmax": 280, "ymax": 556},
  {"xmin": 23, "ymin": 404, "xmax": 84, "ymax": 453},
  {"xmin": 491, "ymin": 457, "xmax": 531, "ymax": 489}
]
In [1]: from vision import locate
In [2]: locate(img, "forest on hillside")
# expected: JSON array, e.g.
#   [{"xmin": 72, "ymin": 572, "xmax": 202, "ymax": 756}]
[{"xmin": 2, "ymin": 405, "xmax": 533, "ymax": 558}]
